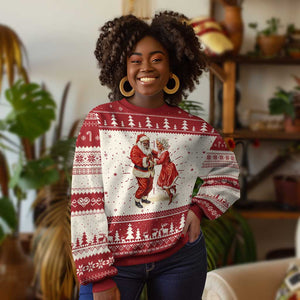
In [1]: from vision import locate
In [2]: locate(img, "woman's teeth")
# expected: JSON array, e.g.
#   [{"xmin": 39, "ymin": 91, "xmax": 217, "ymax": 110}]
[{"xmin": 140, "ymin": 77, "xmax": 155, "ymax": 82}]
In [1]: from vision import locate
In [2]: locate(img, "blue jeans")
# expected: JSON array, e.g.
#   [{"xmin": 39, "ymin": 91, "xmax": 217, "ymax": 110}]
[{"xmin": 79, "ymin": 232, "xmax": 207, "ymax": 300}]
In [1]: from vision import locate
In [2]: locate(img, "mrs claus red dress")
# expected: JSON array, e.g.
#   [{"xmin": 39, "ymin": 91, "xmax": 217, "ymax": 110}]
[{"xmin": 155, "ymin": 150, "xmax": 179, "ymax": 189}]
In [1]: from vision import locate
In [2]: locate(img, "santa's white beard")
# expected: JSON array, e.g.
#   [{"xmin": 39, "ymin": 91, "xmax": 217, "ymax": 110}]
[{"xmin": 138, "ymin": 142, "xmax": 152, "ymax": 155}]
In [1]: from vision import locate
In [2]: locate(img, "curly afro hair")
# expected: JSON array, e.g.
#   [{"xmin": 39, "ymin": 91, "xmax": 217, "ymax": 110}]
[{"xmin": 94, "ymin": 11, "xmax": 207, "ymax": 106}]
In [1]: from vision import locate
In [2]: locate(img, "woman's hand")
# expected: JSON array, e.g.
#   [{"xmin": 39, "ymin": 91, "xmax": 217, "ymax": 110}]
[
  {"xmin": 93, "ymin": 286, "xmax": 121, "ymax": 300},
  {"xmin": 182, "ymin": 210, "xmax": 201, "ymax": 243}
]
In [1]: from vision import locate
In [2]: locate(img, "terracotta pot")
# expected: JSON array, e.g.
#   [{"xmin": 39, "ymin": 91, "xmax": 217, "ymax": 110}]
[
  {"xmin": 0, "ymin": 236, "xmax": 34, "ymax": 300},
  {"xmin": 274, "ymin": 175, "xmax": 300, "ymax": 210},
  {"xmin": 257, "ymin": 35, "xmax": 285, "ymax": 57},
  {"xmin": 284, "ymin": 116, "xmax": 300, "ymax": 132},
  {"xmin": 284, "ymin": 96, "xmax": 300, "ymax": 132},
  {"xmin": 222, "ymin": 5, "xmax": 244, "ymax": 55}
]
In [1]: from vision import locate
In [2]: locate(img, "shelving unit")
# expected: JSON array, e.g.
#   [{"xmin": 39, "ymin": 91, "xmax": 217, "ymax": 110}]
[
  {"xmin": 209, "ymin": 56, "xmax": 300, "ymax": 136},
  {"xmin": 208, "ymin": 3, "xmax": 300, "ymax": 220},
  {"xmin": 238, "ymin": 201, "xmax": 300, "ymax": 220},
  {"xmin": 209, "ymin": 56, "xmax": 300, "ymax": 219},
  {"xmin": 222, "ymin": 129, "xmax": 300, "ymax": 140}
]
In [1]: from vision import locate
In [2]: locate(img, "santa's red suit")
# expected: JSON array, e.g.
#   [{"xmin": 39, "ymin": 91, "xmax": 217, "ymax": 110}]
[{"xmin": 130, "ymin": 134, "xmax": 155, "ymax": 200}]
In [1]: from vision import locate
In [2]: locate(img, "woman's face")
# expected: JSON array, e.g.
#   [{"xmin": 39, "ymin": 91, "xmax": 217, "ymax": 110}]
[
  {"xmin": 126, "ymin": 36, "xmax": 170, "ymax": 99},
  {"xmin": 156, "ymin": 141, "xmax": 163, "ymax": 150}
]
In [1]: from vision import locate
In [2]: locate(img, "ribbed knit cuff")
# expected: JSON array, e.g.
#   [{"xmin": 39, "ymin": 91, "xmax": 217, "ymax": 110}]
[
  {"xmin": 92, "ymin": 279, "xmax": 117, "ymax": 293},
  {"xmin": 190, "ymin": 203, "xmax": 203, "ymax": 221}
]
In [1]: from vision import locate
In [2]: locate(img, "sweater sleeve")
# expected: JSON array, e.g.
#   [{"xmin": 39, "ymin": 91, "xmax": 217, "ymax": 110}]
[
  {"xmin": 71, "ymin": 110, "xmax": 117, "ymax": 289},
  {"xmin": 192, "ymin": 131, "xmax": 240, "ymax": 220}
]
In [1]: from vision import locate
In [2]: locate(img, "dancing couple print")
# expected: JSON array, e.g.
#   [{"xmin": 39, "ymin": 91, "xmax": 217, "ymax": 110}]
[{"xmin": 130, "ymin": 134, "xmax": 179, "ymax": 208}]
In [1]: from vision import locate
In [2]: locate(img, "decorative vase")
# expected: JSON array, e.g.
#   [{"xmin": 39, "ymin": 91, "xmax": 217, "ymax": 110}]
[
  {"xmin": 222, "ymin": 5, "xmax": 244, "ymax": 55},
  {"xmin": 274, "ymin": 175, "xmax": 300, "ymax": 210},
  {"xmin": 0, "ymin": 235, "xmax": 34, "ymax": 300},
  {"xmin": 257, "ymin": 35, "xmax": 286, "ymax": 57}
]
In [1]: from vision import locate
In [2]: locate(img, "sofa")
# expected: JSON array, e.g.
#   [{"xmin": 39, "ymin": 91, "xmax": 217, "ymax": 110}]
[{"xmin": 203, "ymin": 219, "xmax": 300, "ymax": 300}]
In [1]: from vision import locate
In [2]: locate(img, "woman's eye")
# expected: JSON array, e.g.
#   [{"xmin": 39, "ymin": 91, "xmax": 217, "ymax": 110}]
[
  {"xmin": 131, "ymin": 60, "xmax": 141, "ymax": 64},
  {"xmin": 152, "ymin": 58, "xmax": 162, "ymax": 63}
]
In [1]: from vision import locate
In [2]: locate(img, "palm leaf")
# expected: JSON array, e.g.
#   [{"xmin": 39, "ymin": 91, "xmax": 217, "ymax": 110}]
[
  {"xmin": 201, "ymin": 208, "xmax": 257, "ymax": 271},
  {"xmin": 0, "ymin": 24, "xmax": 28, "ymax": 93},
  {"xmin": 32, "ymin": 174, "xmax": 78, "ymax": 300},
  {"xmin": 179, "ymin": 100, "xmax": 204, "ymax": 116}
]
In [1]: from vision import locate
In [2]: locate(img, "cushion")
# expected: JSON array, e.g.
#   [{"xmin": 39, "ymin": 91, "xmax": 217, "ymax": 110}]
[{"xmin": 276, "ymin": 263, "xmax": 300, "ymax": 300}]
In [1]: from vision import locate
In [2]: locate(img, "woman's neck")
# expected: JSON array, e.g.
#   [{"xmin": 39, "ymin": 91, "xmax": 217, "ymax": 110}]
[{"xmin": 127, "ymin": 92, "xmax": 165, "ymax": 109}]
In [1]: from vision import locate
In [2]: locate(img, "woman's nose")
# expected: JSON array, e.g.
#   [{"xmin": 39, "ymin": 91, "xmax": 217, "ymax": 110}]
[{"xmin": 140, "ymin": 60, "xmax": 153, "ymax": 72}]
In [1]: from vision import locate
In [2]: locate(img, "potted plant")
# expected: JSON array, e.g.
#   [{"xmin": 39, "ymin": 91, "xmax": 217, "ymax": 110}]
[
  {"xmin": 268, "ymin": 76, "xmax": 300, "ymax": 132},
  {"xmin": 0, "ymin": 80, "xmax": 58, "ymax": 299},
  {"xmin": 286, "ymin": 24, "xmax": 300, "ymax": 58},
  {"xmin": 249, "ymin": 17, "xmax": 286, "ymax": 57},
  {"xmin": 0, "ymin": 78, "xmax": 80, "ymax": 299}
]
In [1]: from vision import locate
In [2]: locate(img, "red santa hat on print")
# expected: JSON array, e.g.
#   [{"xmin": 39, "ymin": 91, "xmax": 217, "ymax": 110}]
[{"xmin": 136, "ymin": 134, "xmax": 149, "ymax": 144}]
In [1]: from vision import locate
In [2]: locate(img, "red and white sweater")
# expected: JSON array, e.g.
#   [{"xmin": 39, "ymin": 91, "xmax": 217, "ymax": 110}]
[{"xmin": 71, "ymin": 98, "xmax": 240, "ymax": 292}]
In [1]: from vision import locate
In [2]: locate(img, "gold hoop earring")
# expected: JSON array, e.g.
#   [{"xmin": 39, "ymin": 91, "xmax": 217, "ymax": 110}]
[
  {"xmin": 119, "ymin": 76, "xmax": 135, "ymax": 97},
  {"xmin": 163, "ymin": 74, "xmax": 180, "ymax": 94}
]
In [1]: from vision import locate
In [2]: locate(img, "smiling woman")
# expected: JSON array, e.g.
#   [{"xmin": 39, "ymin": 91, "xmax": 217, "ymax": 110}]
[{"xmin": 73, "ymin": 11, "xmax": 240, "ymax": 300}]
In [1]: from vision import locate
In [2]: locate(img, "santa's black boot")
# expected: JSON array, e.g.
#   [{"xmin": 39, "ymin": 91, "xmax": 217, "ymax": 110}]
[{"xmin": 135, "ymin": 201, "xmax": 143, "ymax": 208}]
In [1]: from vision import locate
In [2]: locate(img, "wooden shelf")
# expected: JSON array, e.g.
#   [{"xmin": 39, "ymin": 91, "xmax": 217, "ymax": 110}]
[
  {"xmin": 221, "ymin": 129, "xmax": 300, "ymax": 140},
  {"xmin": 209, "ymin": 55, "xmax": 300, "ymax": 65},
  {"xmin": 236, "ymin": 201, "xmax": 300, "ymax": 219}
]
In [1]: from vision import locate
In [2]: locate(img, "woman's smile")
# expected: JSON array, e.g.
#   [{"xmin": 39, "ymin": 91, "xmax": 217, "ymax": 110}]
[{"xmin": 138, "ymin": 76, "xmax": 157, "ymax": 83}]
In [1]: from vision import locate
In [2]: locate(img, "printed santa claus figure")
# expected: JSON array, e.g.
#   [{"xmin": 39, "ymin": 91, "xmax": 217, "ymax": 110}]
[{"xmin": 130, "ymin": 134, "xmax": 155, "ymax": 208}]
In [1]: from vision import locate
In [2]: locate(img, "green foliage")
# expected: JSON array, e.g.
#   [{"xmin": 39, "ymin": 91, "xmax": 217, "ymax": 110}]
[
  {"xmin": 269, "ymin": 87, "xmax": 297, "ymax": 119},
  {"xmin": 179, "ymin": 100, "xmax": 204, "ymax": 116},
  {"xmin": 286, "ymin": 23, "xmax": 296, "ymax": 35},
  {"xmin": 0, "ymin": 196, "xmax": 18, "ymax": 242},
  {"xmin": 248, "ymin": 17, "xmax": 282, "ymax": 36},
  {"xmin": 2, "ymin": 80, "xmax": 56, "ymax": 142},
  {"xmin": 0, "ymin": 80, "xmax": 58, "ymax": 239},
  {"xmin": 202, "ymin": 209, "xmax": 256, "ymax": 271},
  {"xmin": 49, "ymin": 137, "xmax": 76, "ymax": 182},
  {"xmin": 18, "ymin": 157, "xmax": 59, "ymax": 190}
]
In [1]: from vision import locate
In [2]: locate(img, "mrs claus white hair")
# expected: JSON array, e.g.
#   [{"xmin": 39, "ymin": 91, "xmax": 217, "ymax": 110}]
[{"xmin": 156, "ymin": 138, "xmax": 170, "ymax": 150}]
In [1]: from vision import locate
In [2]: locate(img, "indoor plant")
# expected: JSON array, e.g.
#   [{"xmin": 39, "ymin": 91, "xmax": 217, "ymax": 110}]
[
  {"xmin": 0, "ymin": 79, "xmax": 58, "ymax": 299},
  {"xmin": 0, "ymin": 79, "xmax": 79, "ymax": 300},
  {"xmin": 286, "ymin": 24, "xmax": 300, "ymax": 58},
  {"xmin": 249, "ymin": 17, "xmax": 286, "ymax": 57},
  {"xmin": 268, "ymin": 76, "xmax": 300, "ymax": 132},
  {"xmin": 0, "ymin": 80, "xmax": 57, "ymax": 240}
]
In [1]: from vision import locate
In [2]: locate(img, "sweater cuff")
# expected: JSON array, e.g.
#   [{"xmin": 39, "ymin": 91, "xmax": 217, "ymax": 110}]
[
  {"xmin": 190, "ymin": 203, "xmax": 203, "ymax": 221},
  {"xmin": 92, "ymin": 279, "xmax": 117, "ymax": 293}
]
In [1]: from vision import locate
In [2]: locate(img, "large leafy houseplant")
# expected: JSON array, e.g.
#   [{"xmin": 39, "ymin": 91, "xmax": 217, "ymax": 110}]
[
  {"xmin": 0, "ymin": 79, "xmax": 79, "ymax": 300},
  {"xmin": 0, "ymin": 80, "xmax": 58, "ymax": 240}
]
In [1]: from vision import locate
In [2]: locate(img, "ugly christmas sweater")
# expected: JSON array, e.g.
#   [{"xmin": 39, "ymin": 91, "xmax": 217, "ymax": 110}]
[{"xmin": 71, "ymin": 98, "xmax": 240, "ymax": 292}]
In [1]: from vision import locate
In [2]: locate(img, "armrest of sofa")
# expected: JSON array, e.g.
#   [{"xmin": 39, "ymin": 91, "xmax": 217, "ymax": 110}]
[{"xmin": 203, "ymin": 257, "xmax": 299, "ymax": 300}]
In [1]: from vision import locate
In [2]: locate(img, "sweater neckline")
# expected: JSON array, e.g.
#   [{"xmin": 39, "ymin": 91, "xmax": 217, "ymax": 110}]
[{"xmin": 119, "ymin": 98, "xmax": 171, "ymax": 114}]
